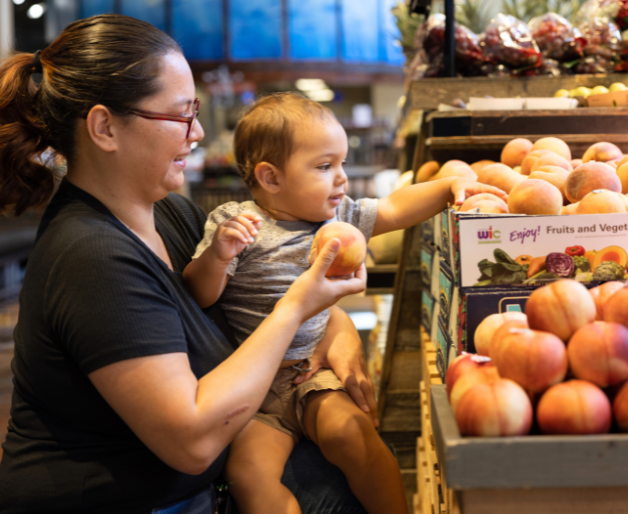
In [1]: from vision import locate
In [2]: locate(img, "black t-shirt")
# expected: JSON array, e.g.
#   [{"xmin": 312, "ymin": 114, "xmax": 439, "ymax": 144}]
[{"xmin": 0, "ymin": 180, "xmax": 235, "ymax": 514}]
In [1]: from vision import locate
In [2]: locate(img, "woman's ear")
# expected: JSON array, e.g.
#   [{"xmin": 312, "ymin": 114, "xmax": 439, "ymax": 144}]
[
  {"xmin": 84, "ymin": 105, "xmax": 118, "ymax": 153},
  {"xmin": 254, "ymin": 162, "xmax": 282, "ymax": 194}
]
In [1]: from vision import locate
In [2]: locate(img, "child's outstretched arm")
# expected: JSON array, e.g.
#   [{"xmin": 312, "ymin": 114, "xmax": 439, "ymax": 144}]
[
  {"xmin": 183, "ymin": 213, "xmax": 261, "ymax": 308},
  {"xmin": 372, "ymin": 176, "xmax": 508, "ymax": 237}
]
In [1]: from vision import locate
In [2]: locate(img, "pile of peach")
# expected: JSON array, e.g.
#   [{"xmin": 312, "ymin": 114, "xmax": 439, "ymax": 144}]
[
  {"xmin": 417, "ymin": 137, "xmax": 628, "ymax": 215},
  {"xmin": 446, "ymin": 279, "xmax": 628, "ymax": 437}
]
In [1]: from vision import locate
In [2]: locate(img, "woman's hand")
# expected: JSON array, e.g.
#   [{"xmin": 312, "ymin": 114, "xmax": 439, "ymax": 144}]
[
  {"xmin": 277, "ymin": 239, "xmax": 367, "ymax": 324},
  {"xmin": 294, "ymin": 306, "xmax": 378, "ymax": 428},
  {"xmin": 450, "ymin": 177, "xmax": 509, "ymax": 206}
]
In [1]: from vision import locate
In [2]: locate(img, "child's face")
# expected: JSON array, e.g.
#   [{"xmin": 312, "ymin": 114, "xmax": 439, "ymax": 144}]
[{"xmin": 276, "ymin": 119, "xmax": 348, "ymax": 222}]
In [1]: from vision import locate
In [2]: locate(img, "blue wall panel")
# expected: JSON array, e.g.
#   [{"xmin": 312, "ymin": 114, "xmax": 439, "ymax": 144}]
[
  {"xmin": 173, "ymin": 0, "xmax": 224, "ymax": 60},
  {"xmin": 380, "ymin": 0, "xmax": 404, "ymax": 64},
  {"xmin": 341, "ymin": 0, "xmax": 379, "ymax": 62},
  {"xmin": 288, "ymin": 0, "xmax": 337, "ymax": 60},
  {"xmin": 121, "ymin": 0, "xmax": 166, "ymax": 32},
  {"xmin": 229, "ymin": 0, "xmax": 282, "ymax": 60},
  {"xmin": 81, "ymin": 0, "xmax": 114, "ymax": 18}
]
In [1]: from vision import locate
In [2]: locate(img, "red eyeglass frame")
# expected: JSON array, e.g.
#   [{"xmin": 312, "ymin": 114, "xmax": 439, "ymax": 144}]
[{"xmin": 127, "ymin": 98, "xmax": 200, "ymax": 139}]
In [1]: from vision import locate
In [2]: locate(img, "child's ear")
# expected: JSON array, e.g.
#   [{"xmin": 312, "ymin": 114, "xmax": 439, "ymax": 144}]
[{"xmin": 254, "ymin": 162, "xmax": 282, "ymax": 194}]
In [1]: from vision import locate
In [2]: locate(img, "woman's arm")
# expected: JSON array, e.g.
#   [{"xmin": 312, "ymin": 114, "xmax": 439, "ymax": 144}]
[
  {"xmin": 294, "ymin": 305, "xmax": 378, "ymax": 427},
  {"xmin": 372, "ymin": 177, "xmax": 509, "ymax": 237},
  {"xmin": 89, "ymin": 239, "xmax": 366, "ymax": 475}
]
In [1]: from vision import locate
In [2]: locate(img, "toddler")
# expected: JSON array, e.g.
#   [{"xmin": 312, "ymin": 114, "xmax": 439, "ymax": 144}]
[{"xmin": 183, "ymin": 93, "xmax": 504, "ymax": 514}]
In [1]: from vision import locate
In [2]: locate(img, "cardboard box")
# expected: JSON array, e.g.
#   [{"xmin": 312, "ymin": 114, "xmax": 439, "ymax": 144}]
[
  {"xmin": 435, "ymin": 317, "xmax": 452, "ymax": 382},
  {"xmin": 420, "ymin": 243, "xmax": 435, "ymax": 290},
  {"xmin": 451, "ymin": 210, "xmax": 628, "ymax": 288},
  {"xmin": 421, "ymin": 217, "xmax": 434, "ymax": 244},
  {"xmin": 586, "ymin": 89, "xmax": 628, "ymax": 107},
  {"xmin": 421, "ymin": 290, "xmax": 435, "ymax": 332},
  {"xmin": 457, "ymin": 287, "xmax": 534, "ymax": 354},
  {"xmin": 438, "ymin": 259, "xmax": 455, "ymax": 326},
  {"xmin": 440, "ymin": 209, "xmax": 453, "ymax": 268}
]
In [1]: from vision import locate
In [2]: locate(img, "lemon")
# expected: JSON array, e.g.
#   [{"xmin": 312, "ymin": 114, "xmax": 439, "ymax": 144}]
[
  {"xmin": 610, "ymin": 82, "xmax": 627, "ymax": 92},
  {"xmin": 554, "ymin": 89, "xmax": 570, "ymax": 98},
  {"xmin": 573, "ymin": 87, "xmax": 591, "ymax": 98},
  {"xmin": 590, "ymin": 85, "xmax": 610, "ymax": 95}
]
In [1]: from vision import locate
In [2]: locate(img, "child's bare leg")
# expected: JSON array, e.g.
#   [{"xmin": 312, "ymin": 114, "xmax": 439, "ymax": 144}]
[
  {"xmin": 303, "ymin": 390, "xmax": 409, "ymax": 514},
  {"xmin": 225, "ymin": 419, "xmax": 299, "ymax": 514}
]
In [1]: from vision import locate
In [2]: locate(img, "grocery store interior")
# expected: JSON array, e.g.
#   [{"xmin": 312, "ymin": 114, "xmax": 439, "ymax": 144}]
[{"xmin": 5, "ymin": 0, "xmax": 628, "ymax": 512}]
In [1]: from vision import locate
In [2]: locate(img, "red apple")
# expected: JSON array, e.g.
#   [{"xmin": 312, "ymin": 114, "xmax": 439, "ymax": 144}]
[
  {"xmin": 492, "ymin": 327, "xmax": 567, "ymax": 392},
  {"xmin": 473, "ymin": 312, "xmax": 528, "ymax": 356},
  {"xmin": 455, "ymin": 379, "xmax": 533, "ymax": 437},
  {"xmin": 445, "ymin": 352, "xmax": 491, "ymax": 398},
  {"xmin": 567, "ymin": 322, "xmax": 628, "ymax": 387},
  {"xmin": 537, "ymin": 380, "xmax": 612, "ymax": 435},
  {"xmin": 450, "ymin": 366, "xmax": 500, "ymax": 414},
  {"xmin": 590, "ymin": 282, "xmax": 625, "ymax": 321},
  {"xmin": 308, "ymin": 222, "xmax": 366, "ymax": 277}
]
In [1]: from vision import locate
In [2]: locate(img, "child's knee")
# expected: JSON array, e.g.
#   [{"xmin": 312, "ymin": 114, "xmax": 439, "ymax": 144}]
[{"xmin": 320, "ymin": 408, "xmax": 378, "ymax": 454}]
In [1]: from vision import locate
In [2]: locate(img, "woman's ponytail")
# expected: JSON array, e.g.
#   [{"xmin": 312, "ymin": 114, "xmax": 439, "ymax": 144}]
[{"xmin": 0, "ymin": 52, "xmax": 54, "ymax": 216}]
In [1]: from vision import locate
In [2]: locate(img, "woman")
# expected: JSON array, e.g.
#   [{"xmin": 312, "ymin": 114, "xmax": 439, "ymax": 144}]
[{"xmin": 0, "ymin": 15, "xmax": 375, "ymax": 513}]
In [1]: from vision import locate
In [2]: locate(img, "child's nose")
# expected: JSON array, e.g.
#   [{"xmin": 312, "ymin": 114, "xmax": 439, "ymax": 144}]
[{"xmin": 335, "ymin": 167, "xmax": 348, "ymax": 186}]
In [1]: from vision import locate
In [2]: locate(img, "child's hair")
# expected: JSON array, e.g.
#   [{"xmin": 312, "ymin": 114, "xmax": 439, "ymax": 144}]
[{"xmin": 234, "ymin": 92, "xmax": 336, "ymax": 188}]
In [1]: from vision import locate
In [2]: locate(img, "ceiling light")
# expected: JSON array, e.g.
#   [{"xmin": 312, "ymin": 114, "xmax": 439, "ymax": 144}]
[
  {"xmin": 295, "ymin": 79, "xmax": 327, "ymax": 92},
  {"xmin": 27, "ymin": 3, "xmax": 46, "ymax": 19},
  {"xmin": 12, "ymin": 0, "xmax": 25, "ymax": 5},
  {"xmin": 305, "ymin": 89, "xmax": 335, "ymax": 102}
]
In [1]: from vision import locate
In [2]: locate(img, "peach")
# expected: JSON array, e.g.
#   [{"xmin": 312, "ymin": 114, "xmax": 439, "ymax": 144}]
[
  {"xmin": 617, "ymin": 155, "xmax": 628, "ymax": 168},
  {"xmin": 576, "ymin": 189, "xmax": 627, "ymax": 214},
  {"xmin": 490, "ymin": 319, "xmax": 530, "ymax": 359},
  {"xmin": 459, "ymin": 193, "xmax": 508, "ymax": 213},
  {"xmin": 529, "ymin": 165, "xmax": 570, "ymax": 204},
  {"xmin": 583, "ymin": 142, "xmax": 623, "ymax": 163},
  {"xmin": 501, "ymin": 138, "xmax": 533, "ymax": 168},
  {"xmin": 571, "ymin": 158, "xmax": 583, "ymax": 168},
  {"xmin": 537, "ymin": 380, "xmax": 612, "ymax": 435},
  {"xmin": 470, "ymin": 160, "xmax": 495, "ymax": 174},
  {"xmin": 430, "ymin": 166, "xmax": 477, "ymax": 182},
  {"xmin": 526, "ymin": 280, "xmax": 596, "ymax": 342},
  {"xmin": 445, "ymin": 353, "xmax": 491, "ymax": 398},
  {"xmin": 590, "ymin": 281, "xmax": 625, "ymax": 320},
  {"xmin": 612, "ymin": 381, "xmax": 628, "ymax": 432},
  {"xmin": 603, "ymin": 288, "xmax": 628, "ymax": 327},
  {"xmin": 455, "ymin": 379, "xmax": 533, "ymax": 437},
  {"xmin": 530, "ymin": 153, "xmax": 573, "ymax": 174},
  {"xmin": 472, "ymin": 201, "xmax": 508, "ymax": 213},
  {"xmin": 565, "ymin": 161, "xmax": 621, "ymax": 203},
  {"xmin": 521, "ymin": 149, "xmax": 553, "ymax": 176},
  {"xmin": 492, "ymin": 327, "xmax": 568, "ymax": 392},
  {"xmin": 607, "ymin": 159, "xmax": 620, "ymax": 169},
  {"xmin": 474, "ymin": 312, "xmax": 528, "ymax": 356},
  {"xmin": 450, "ymin": 366, "xmax": 499, "ymax": 415},
  {"xmin": 568, "ymin": 322, "xmax": 628, "ymax": 387},
  {"xmin": 561, "ymin": 203, "xmax": 579, "ymax": 215},
  {"xmin": 531, "ymin": 137, "xmax": 572, "ymax": 161},
  {"xmin": 507, "ymin": 179, "xmax": 562, "ymax": 215},
  {"xmin": 309, "ymin": 222, "xmax": 366, "ymax": 277},
  {"xmin": 440, "ymin": 160, "xmax": 470, "ymax": 173},
  {"xmin": 476, "ymin": 163, "xmax": 526, "ymax": 194},
  {"xmin": 615, "ymin": 162, "xmax": 628, "ymax": 194},
  {"xmin": 415, "ymin": 161, "xmax": 440, "ymax": 183}
]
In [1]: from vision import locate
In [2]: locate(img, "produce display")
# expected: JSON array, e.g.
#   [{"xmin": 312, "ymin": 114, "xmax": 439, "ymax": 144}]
[
  {"xmin": 447, "ymin": 279, "xmax": 628, "ymax": 437},
  {"xmin": 407, "ymin": 0, "xmax": 628, "ymax": 79}
]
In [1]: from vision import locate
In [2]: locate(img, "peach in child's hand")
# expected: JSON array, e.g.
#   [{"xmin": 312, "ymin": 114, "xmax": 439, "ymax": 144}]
[{"xmin": 309, "ymin": 222, "xmax": 367, "ymax": 278}]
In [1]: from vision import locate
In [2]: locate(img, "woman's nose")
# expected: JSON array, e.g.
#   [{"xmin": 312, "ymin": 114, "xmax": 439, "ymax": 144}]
[{"xmin": 190, "ymin": 118, "xmax": 205, "ymax": 142}]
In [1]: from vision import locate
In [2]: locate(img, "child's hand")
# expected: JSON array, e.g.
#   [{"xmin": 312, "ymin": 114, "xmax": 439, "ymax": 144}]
[
  {"xmin": 210, "ymin": 213, "xmax": 261, "ymax": 263},
  {"xmin": 450, "ymin": 178, "xmax": 509, "ymax": 206}
]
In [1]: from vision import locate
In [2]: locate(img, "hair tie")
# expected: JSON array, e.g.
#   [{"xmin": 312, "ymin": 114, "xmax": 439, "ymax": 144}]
[{"xmin": 32, "ymin": 50, "xmax": 43, "ymax": 74}]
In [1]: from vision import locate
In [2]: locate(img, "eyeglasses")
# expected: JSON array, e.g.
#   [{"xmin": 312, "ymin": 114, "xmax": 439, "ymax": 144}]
[{"xmin": 128, "ymin": 98, "xmax": 200, "ymax": 139}]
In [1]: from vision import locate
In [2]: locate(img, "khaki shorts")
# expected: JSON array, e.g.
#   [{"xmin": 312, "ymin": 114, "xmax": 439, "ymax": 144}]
[{"xmin": 253, "ymin": 365, "xmax": 346, "ymax": 444}]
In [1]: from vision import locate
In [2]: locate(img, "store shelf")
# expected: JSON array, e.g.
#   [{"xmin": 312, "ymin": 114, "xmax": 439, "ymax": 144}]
[{"xmin": 365, "ymin": 264, "xmax": 397, "ymax": 294}]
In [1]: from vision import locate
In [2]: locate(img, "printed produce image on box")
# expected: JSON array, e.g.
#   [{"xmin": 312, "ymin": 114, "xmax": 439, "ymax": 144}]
[{"xmin": 457, "ymin": 213, "xmax": 628, "ymax": 287}]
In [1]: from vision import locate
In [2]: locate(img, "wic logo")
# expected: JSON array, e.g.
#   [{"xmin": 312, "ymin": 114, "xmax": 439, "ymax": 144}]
[{"xmin": 478, "ymin": 226, "xmax": 501, "ymax": 244}]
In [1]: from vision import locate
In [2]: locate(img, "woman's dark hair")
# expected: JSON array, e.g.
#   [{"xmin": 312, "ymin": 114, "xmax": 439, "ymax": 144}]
[{"xmin": 0, "ymin": 14, "xmax": 181, "ymax": 215}]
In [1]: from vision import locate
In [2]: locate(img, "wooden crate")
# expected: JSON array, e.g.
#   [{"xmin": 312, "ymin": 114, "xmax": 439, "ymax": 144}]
[
  {"xmin": 410, "ymin": 74, "xmax": 628, "ymax": 110},
  {"xmin": 430, "ymin": 384, "xmax": 628, "ymax": 514}
]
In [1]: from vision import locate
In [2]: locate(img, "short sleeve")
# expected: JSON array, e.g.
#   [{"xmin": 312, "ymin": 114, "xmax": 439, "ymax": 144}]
[
  {"xmin": 192, "ymin": 202, "xmax": 246, "ymax": 276},
  {"xmin": 44, "ymin": 232, "xmax": 190, "ymax": 375},
  {"xmin": 336, "ymin": 196, "xmax": 379, "ymax": 242}
]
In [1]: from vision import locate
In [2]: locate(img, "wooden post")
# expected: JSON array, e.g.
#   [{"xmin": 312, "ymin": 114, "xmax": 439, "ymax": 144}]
[{"xmin": 443, "ymin": 0, "xmax": 455, "ymax": 77}]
